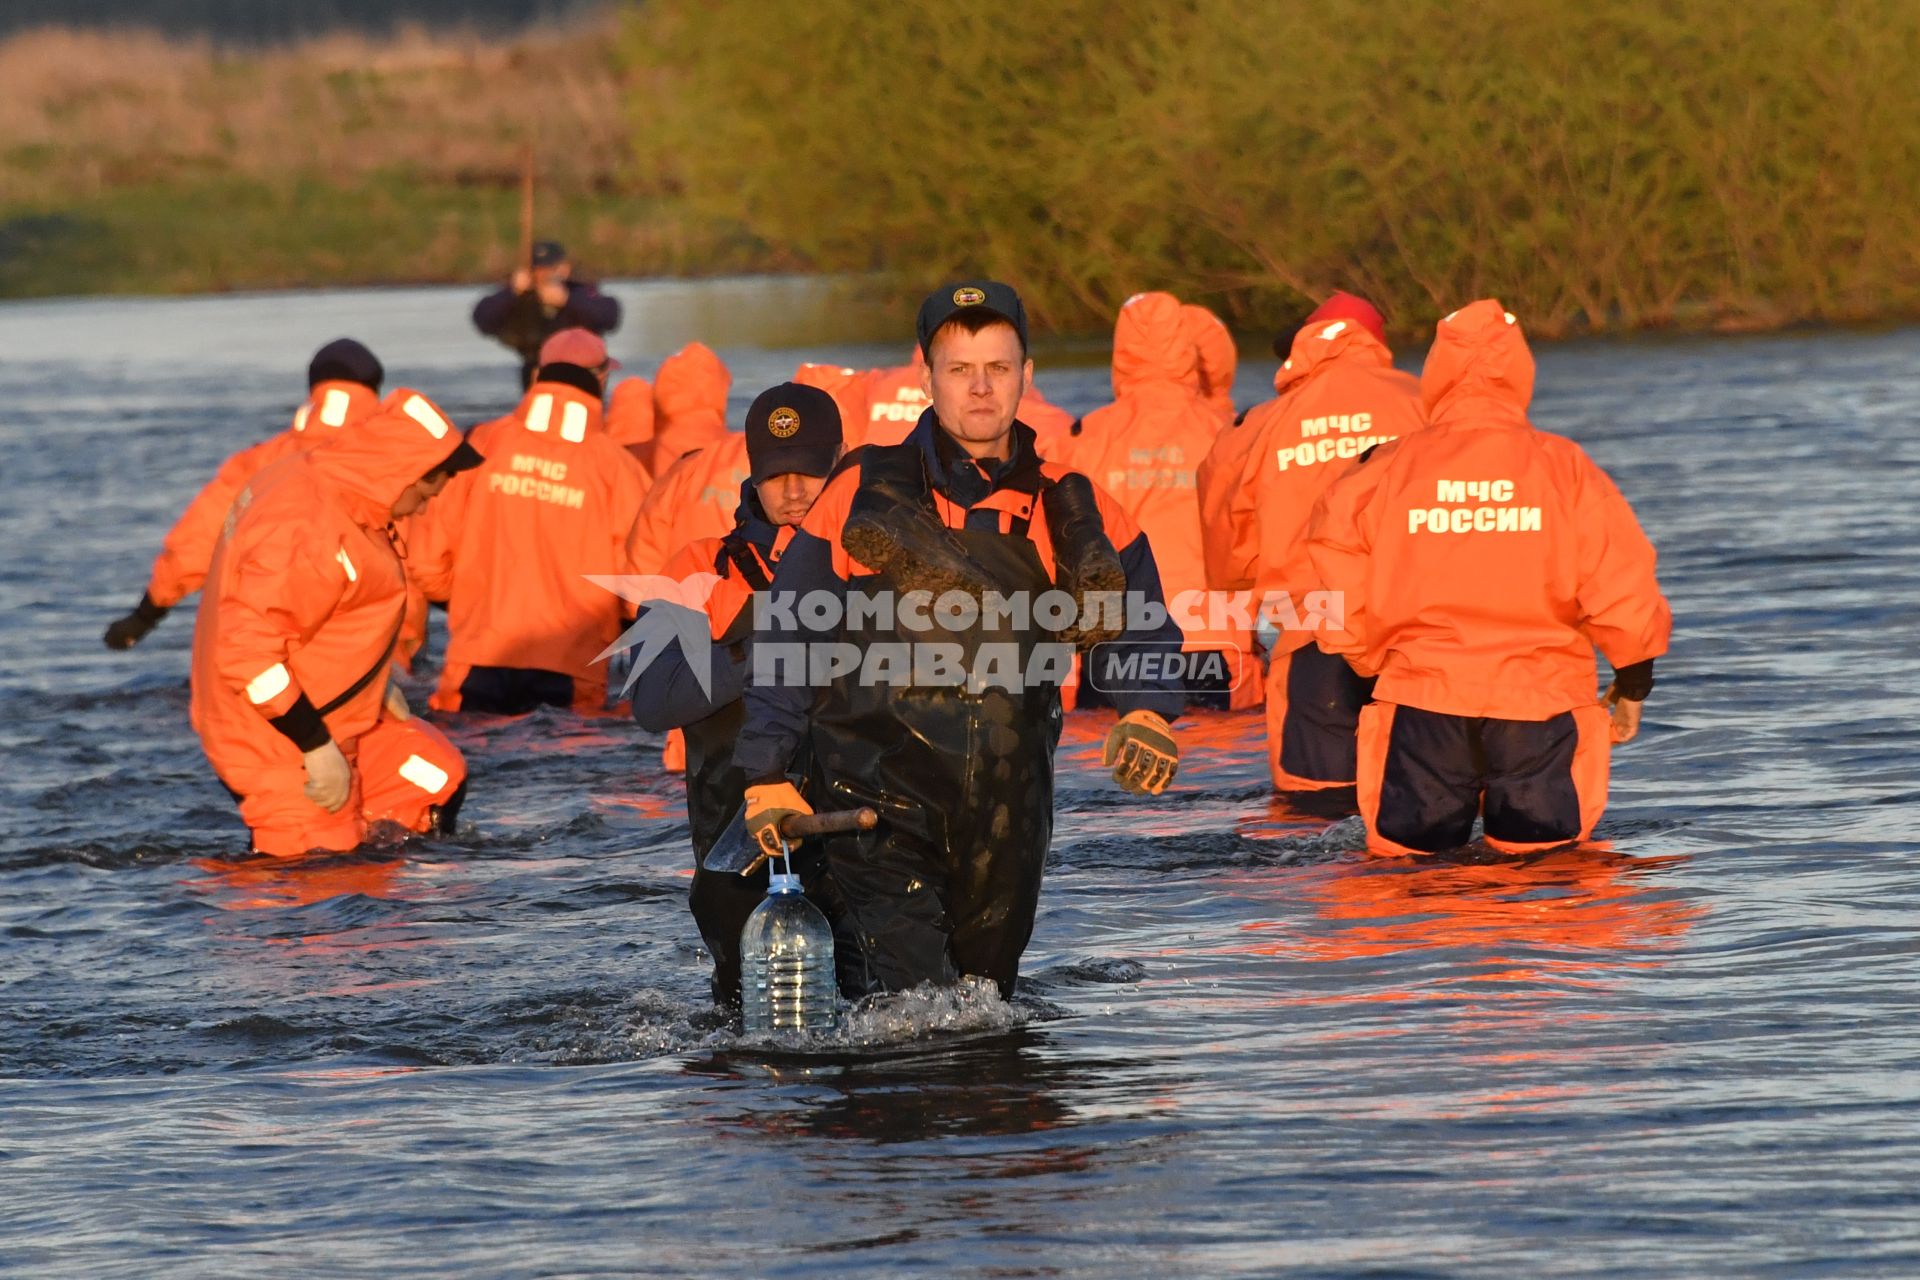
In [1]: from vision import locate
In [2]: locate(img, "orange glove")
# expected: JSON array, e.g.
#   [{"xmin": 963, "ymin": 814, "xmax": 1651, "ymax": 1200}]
[
  {"xmin": 743, "ymin": 781, "xmax": 813, "ymax": 869},
  {"xmin": 1103, "ymin": 710, "xmax": 1179, "ymax": 795}
]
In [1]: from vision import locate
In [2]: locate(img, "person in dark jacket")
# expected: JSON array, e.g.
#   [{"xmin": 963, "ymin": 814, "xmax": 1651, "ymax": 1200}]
[
  {"xmin": 731, "ymin": 281, "xmax": 1186, "ymax": 1002},
  {"xmin": 471, "ymin": 241, "xmax": 622, "ymax": 388},
  {"xmin": 627, "ymin": 382, "xmax": 845, "ymax": 1002}
]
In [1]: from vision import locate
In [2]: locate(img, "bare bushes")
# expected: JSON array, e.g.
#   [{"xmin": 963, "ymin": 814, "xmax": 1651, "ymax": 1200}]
[{"xmin": 623, "ymin": 0, "xmax": 1920, "ymax": 336}]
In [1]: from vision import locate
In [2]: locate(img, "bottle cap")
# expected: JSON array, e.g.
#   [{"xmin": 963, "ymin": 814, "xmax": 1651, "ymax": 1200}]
[{"xmin": 768, "ymin": 870, "xmax": 803, "ymax": 894}]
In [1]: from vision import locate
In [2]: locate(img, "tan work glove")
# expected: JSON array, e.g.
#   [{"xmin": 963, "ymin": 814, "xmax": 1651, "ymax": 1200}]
[
  {"xmin": 302, "ymin": 741, "xmax": 353, "ymax": 813},
  {"xmin": 743, "ymin": 781, "xmax": 812, "ymax": 872},
  {"xmin": 1103, "ymin": 710, "xmax": 1179, "ymax": 795}
]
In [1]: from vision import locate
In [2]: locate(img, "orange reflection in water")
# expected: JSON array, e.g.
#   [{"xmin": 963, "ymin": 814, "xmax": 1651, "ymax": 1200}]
[
  {"xmin": 1217, "ymin": 845, "xmax": 1704, "ymax": 1013},
  {"xmin": 1195, "ymin": 847, "xmax": 1707, "ymax": 1121},
  {"xmin": 1236, "ymin": 844, "xmax": 1689, "ymax": 967},
  {"xmin": 1289, "ymin": 846, "xmax": 1698, "ymax": 961},
  {"xmin": 594, "ymin": 789, "xmax": 682, "ymax": 822},
  {"xmin": 190, "ymin": 851, "xmax": 403, "ymax": 912},
  {"xmin": 188, "ymin": 851, "xmax": 456, "ymax": 996}
]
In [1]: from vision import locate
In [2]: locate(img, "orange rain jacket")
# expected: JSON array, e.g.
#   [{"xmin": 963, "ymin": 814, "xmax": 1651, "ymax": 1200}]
[
  {"xmin": 1051, "ymin": 293, "xmax": 1227, "ymax": 653},
  {"xmin": 624, "ymin": 433, "xmax": 753, "ymax": 577},
  {"xmin": 149, "ymin": 380, "xmax": 382, "ymax": 609},
  {"xmin": 1019, "ymin": 384, "xmax": 1078, "ymax": 454},
  {"xmin": 1306, "ymin": 300, "xmax": 1672, "ymax": 720},
  {"xmin": 793, "ymin": 361, "xmax": 869, "ymax": 445},
  {"xmin": 1197, "ymin": 315, "xmax": 1424, "ymax": 657},
  {"xmin": 647, "ymin": 343, "xmax": 732, "ymax": 476},
  {"xmin": 412, "ymin": 374, "xmax": 652, "ymax": 712},
  {"xmin": 604, "ymin": 376, "xmax": 656, "ymax": 484},
  {"xmin": 856, "ymin": 349, "xmax": 930, "ymax": 448},
  {"xmin": 1181, "ymin": 303, "xmax": 1238, "ymax": 425},
  {"xmin": 190, "ymin": 390, "xmax": 465, "ymax": 822},
  {"xmin": 860, "ymin": 348, "xmax": 1077, "ymax": 451}
]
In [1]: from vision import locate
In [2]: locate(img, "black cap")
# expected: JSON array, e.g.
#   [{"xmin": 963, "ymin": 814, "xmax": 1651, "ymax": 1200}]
[
  {"xmin": 915, "ymin": 280, "xmax": 1029, "ymax": 358},
  {"xmin": 744, "ymin": 383, "xmax": 843, "ymax": 482},
  {"xmin": 531, "ymin": 240, "xmax": 567, "ymax": 268},
  {"xmin": 308, "ymin": 338, "xmax": 383, "ymax": 391},
  {"xmin": 423, "ymin": 437, "xmax": 486, "ymax": 482}
]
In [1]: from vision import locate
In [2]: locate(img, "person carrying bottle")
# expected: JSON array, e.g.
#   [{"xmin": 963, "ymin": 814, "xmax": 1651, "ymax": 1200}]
[
  {"xmin": 626, "ymin": 381, "xmax": 845, "ymax": 1002},
  {"xmin": 731, "ymin": 280, "xmax": 1187, "ymax": 1001}
]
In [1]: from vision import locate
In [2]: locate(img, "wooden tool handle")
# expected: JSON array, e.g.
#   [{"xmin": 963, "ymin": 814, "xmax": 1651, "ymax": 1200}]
[{"xmin": 779, "ymin": 807, "xmax": 879, "ymax": 838}]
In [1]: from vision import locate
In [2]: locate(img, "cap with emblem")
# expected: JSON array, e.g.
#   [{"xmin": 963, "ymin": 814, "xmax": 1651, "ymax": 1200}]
[
  {"xmin": 531, "ymin": 240, "xmax": 568, "ymax": 269},
  {"xmin": 915, "ymin": 280, "xmax": 1029, "ymax": 358},
  {"xmin": 744, "ymin": 382, "xmax": 843, "ymax": 482}
]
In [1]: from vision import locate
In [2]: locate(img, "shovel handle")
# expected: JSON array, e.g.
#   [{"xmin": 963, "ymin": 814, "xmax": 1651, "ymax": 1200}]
[{"xmin": 779, "ymin": 807, "xmax": 878, "ymax": 839}]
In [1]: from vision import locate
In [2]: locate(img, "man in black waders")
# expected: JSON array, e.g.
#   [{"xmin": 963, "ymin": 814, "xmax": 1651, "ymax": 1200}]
[
  {"xmin": 731, "ymin": 281, "xmax": 1187, "ymax": 1000},
  {"xmin": 625, "ymin": 382, "xmax": 845, "ymax": 1002}
]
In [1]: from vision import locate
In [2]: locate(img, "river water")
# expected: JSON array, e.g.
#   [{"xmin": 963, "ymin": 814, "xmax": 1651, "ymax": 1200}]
[{"xmin": 2, "ymin": 282, "xmax": 1916, "ymax": 1277}]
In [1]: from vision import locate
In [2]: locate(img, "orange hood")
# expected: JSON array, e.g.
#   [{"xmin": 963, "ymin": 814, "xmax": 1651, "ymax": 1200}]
[
  {"xmin": 605, "ymin": 376, "xmax": 655, "ymax": 449},
  {"xmin": 305, "ymin": 388, "xmax": 465, "ymax": 527},
  {"xmin": 1180, "ymin": 303, "xmax": 1236, "ymax": 401},
  {"xmin": 1274, "ymin": 315, "xmax": 1396, "ymax": 395},
  {"xmin": 652, "ymin": 342, "xmax": 732, "ymax": 465},
  {"xmin": 792, "ymin": 361, "xmax": 863, "ymax": 397},
  {"xmin": 793, "ymin": 361, "xmax": 868, "ymax": 441},
  {"xmin": 1111, "ymin": 291, "xmax": 1199, "ymax": 396},
  {"xmin": 1419, "ymin": 299, "xmax": 1535, "ymax": 429}
]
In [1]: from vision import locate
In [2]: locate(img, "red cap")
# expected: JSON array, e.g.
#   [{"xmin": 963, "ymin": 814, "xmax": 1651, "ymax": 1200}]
[
  {"xmin": 538, "ymin": 328, "xmax": 620, "ymax": 370},
  {"xmin": 1302, "ymin": 292, "xmax": 1387, "ymax": 348}
]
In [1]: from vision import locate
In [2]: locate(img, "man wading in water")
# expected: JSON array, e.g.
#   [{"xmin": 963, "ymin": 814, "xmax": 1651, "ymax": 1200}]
[
  {"xmin": 626, "ymin": 380, "xmax": 847, "ymax": 1003},
  {"xmin": 730, "ymin": 281, "xmax": 1186, "ymax": 999}
]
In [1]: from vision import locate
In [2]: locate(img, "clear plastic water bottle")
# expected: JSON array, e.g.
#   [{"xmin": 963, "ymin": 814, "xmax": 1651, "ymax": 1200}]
[{"xmin": 740, "ymin": 860, "xmax": 839, "ymax": 1033}]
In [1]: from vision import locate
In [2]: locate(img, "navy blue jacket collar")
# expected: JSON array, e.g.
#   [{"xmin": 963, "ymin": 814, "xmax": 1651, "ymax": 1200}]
[
  {"xmin": 729, "ymin": 479, "xmax": 781, "ymax": 553},
  {"xmin": 909, "ymin": 409, "xmax": 1044, "ymax": 507}
]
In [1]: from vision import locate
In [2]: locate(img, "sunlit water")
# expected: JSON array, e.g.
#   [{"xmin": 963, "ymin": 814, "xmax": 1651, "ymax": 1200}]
[{"xmin": 2, "ymin": 283, "xmax": 1917, "ymax": 1277}]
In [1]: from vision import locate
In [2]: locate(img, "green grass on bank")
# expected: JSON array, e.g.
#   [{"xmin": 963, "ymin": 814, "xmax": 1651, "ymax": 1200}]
[{"xmin": 0, "ymin": 172, "xmax": 776, "ymax": 298}]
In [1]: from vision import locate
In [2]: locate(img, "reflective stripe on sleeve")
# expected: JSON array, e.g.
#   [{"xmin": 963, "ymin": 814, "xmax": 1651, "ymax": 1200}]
[
  {"xmin": 398, "ymin": 754, "xmax": 450, "ymax": 794},
  {"xmin": 246, "ymin": 663, "xmax": 292, "ymax": 706},
  {"xmin": 336, "ymin": 546, "xmax": 357, "ymax": 582}
]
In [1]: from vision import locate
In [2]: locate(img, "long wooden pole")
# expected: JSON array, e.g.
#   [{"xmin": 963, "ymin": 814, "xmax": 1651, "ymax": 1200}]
[{"xmin": 517, "ymin": 140, "xmax": 535, "ymax": 280}]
